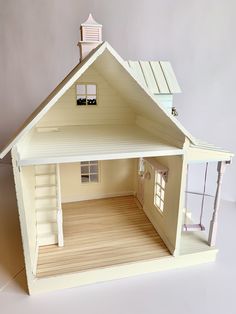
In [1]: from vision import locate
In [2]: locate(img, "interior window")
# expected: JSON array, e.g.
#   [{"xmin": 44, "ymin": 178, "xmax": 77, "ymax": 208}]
[
  {"xmin": 154, "ymin": 171, "xmax": 166, "ymax": 212},
  {"xmin": 76, "ymin": 84, "xmax": 97, "ymax": 106},
  {"xmin": 80, "ymin": 161, "xmax": 99, "ymax": 183}
]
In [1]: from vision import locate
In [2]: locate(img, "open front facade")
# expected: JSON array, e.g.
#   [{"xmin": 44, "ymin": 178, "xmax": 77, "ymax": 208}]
[
  {"xmin": 12, "ymin": 152, "xmax": 226, "ymax": 294},
  {"xmin": 1, "ymin": 15, "xmax": 233, "ymax": 294}
]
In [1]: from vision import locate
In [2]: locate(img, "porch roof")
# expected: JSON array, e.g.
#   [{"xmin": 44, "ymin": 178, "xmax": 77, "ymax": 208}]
[
  {"xmin": 18, "ymin": 125, "xmax": 183, "ymax": 166},
  {"xmin": 186, "ymin": 138, "xmax": 233, "ymax": 162}
]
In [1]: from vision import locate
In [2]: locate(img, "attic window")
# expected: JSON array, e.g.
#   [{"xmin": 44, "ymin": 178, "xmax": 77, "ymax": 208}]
[
  {"xmin": 76, "ymin": 84, "xmax": 97, "ymax": 106},
  {"xmin": 80, "ymin": 161, "xmax": 99, "ymax": 183}
]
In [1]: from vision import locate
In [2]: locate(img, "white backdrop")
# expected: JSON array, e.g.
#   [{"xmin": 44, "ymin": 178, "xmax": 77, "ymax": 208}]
[{"xmin": 0, "ymin": 0, "xmax": 235, "ymax": 201}]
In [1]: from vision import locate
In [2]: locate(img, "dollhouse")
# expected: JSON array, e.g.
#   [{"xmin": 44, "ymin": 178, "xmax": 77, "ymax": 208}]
[{"xmin": 0, "ymin": 14, "xmax": 233, "ymax": 294}]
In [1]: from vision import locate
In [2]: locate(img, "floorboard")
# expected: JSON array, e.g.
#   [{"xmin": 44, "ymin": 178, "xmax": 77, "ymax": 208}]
[{"xmin": 37, "ymin": 196, "xmax": 170, "ymax": 278}]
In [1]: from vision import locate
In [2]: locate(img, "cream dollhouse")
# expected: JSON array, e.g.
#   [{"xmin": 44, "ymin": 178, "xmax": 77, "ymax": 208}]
[{"xmin": 0, "ymin": 14, "xmax": 233, "ymax": 294}]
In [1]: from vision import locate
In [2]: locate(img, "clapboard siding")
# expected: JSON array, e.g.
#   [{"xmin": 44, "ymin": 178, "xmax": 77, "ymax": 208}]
[{"xmin": 37, "ymin": 67, "xmax": 135, "ymax": 127}]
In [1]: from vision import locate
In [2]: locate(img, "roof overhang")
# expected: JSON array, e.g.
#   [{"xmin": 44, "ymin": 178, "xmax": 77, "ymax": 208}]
[{"xmin": 186, "ymin": 140, "xmax": 234, "ymax": 162}]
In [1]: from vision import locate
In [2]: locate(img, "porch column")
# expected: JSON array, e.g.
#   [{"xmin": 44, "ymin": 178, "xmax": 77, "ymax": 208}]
[{"xmin": 208, "ymin": 161, "xmax": 228, "ymax": 246}]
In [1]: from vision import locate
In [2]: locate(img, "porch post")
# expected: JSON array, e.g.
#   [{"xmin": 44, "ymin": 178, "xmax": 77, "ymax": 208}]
[{"xmin": 208, "ymin": 161, "xmax": 228, "ymax": 246}]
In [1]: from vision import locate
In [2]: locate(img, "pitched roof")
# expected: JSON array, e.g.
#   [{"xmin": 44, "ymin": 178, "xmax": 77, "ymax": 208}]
[{"xmin": 0, "ymin": 41, "xmax": 197, "ymax": 159}]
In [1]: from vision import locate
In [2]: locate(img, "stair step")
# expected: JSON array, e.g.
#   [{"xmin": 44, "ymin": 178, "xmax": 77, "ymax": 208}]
[
  {"xmin": 35, "ymin": 184, "xmax": 56, "ymax": 188},
  {"xmin": 35, "ymin": 164, "xmax": 56, "ymax": 176},
  {"xmin": 37, "ymin": 219, "xmax": 56, "ymax": 224},
  {"xmin": 35, "ymin": 172, "xmax": 56, "ymax": 177},
  {"xmin": 36, "ymin": 210, "xmax": 57, "ymax": 223},
  {"xmin": 36, "ymin": 206, "xmax": 57, "ymax": 211},
  {"xmin": 38, "ymin": 233, "xmax": 58, "ymax": 246},
  {"xmin": 35, "ymin": 195, "xmax": 56, "ymax": 200},
  {"xmin": 35, "ymin": 174, "xmax": 56, "ymax": 186},
  {"xmin": 35, "ymin": 197, "xmax": 57, "ymax": 208},
  {"xmin": 37, "ymin": 222, "xmax": 57, "ymax": 234},
  {"xmin": 35, "ymin": 185, "xmax": 57, "ymax": 198}
]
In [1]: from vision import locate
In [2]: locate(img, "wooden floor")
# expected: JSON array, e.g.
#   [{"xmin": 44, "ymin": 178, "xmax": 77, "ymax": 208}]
[{"xmin": 37, "ymin": 196, "xmax": 170, "ymax": 278}]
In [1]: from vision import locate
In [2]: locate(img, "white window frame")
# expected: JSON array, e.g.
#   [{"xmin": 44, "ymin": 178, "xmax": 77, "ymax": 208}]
[
  {"xmin": 154, "ymin": 171, "xmax": 167, "ymax": 213},
  {"xmin": 80, "ymin": 160, "xmax": 100, "ymax": 184},
  {"xmin": 76, "ymin": 83, "xmax": 97, "ymax": 106}
]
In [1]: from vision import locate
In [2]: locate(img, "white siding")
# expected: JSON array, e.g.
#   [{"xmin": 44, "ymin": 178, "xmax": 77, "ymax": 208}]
[
  {"xmin": 20, "ymin": 165, "xmax": 37, "ymax": 270},
  {"xmin": 37, "ymin": 67, "xmax": 135, "ymax": 127}
]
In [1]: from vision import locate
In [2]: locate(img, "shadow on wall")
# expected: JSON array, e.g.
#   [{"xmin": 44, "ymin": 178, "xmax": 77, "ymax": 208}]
[{"xmin": 0, "ymin": 164, "xmax": 26, "ymax": 293}]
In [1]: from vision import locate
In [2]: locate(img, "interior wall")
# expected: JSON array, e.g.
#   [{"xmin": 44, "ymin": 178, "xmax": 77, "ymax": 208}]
[
  {"xmin": 37, "ymin": 66, "xmax": 135, "ymax": 127},
  {"xmin": 142, "ymin": 155, "xmax": 185, "ymax": 255},
  {"xmin": 16, "ymin": 128, "xmax": 35, "ymax": 161},
  {"xmin": 20, "ymin": 165, "xmax": 37, "ymax": 269},
  {"xmin": 60, "ymin": 159, "xmax": 136, "ymax": 203}
]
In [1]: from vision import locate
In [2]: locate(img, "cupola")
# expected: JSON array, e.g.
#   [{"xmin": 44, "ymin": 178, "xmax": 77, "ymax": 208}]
[{"xmin": 78, "ymin": 14, "xmax": 103, "ymax": 61}]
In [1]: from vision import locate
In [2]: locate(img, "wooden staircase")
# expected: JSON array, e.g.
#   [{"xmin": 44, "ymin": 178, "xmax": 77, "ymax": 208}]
[{"xmin": 35, "ymin": 164, "xmax": 63, "ymax": 246}]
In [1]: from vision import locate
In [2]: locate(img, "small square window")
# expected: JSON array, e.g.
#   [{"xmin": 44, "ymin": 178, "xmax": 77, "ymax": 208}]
[
  {"xmin": 81, "ymin": 166, "xmax": 89, "ymax": 174},
  {"xmin": 90, "ymin": 174, "xmax": 98, "ymax": 182},
  {"xmin": 77, "ymin": 96, "xmax": 86, "ymax": 106},
  {"xmin": 87, "ymin": 84, "xmax": 96, "ymax": 94},
  {"xmin": 80, "ymin": 161, "xmax": 99, "ymax": 183},
  {"xmin": 76, "ymin": 84, "xmax": 86, "ymax": 94},
  {"xmin": 157, "ymin": 173, "xmax": 161, "ymax": 184},
  {"xmin": 90, "ymin": 165, "xmax": 98, "ymax": 173},
  {"xmin": 87, "ymin": 95, "xmax": 97, "ymax": 105},
  {"xmin": 81, "ymin": 175, "xmax": 90, "ymax": 183},
  {"xmin": 76, "ymin": 84, "xmax": 97, "ymax": 106}
]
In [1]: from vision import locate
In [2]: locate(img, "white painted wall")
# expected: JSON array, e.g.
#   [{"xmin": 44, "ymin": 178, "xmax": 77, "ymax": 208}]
[
  {"xmin": 60, "ymin": 159, "xmax": 136, "ymax": 203},
  {"xmin": 0, "ymin": 1, "xmax": 235, "ymax": 201},
  {"xmin": 142, "ymin": 155, "xmax": 185, "ymax": 254},
  {"xmin": 20, "ymin": 165, "xmax": 37, "ymax": 270},
  {"xmin": 37, "ymin": 66, "xmax": 135, "ymax": 127}
]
